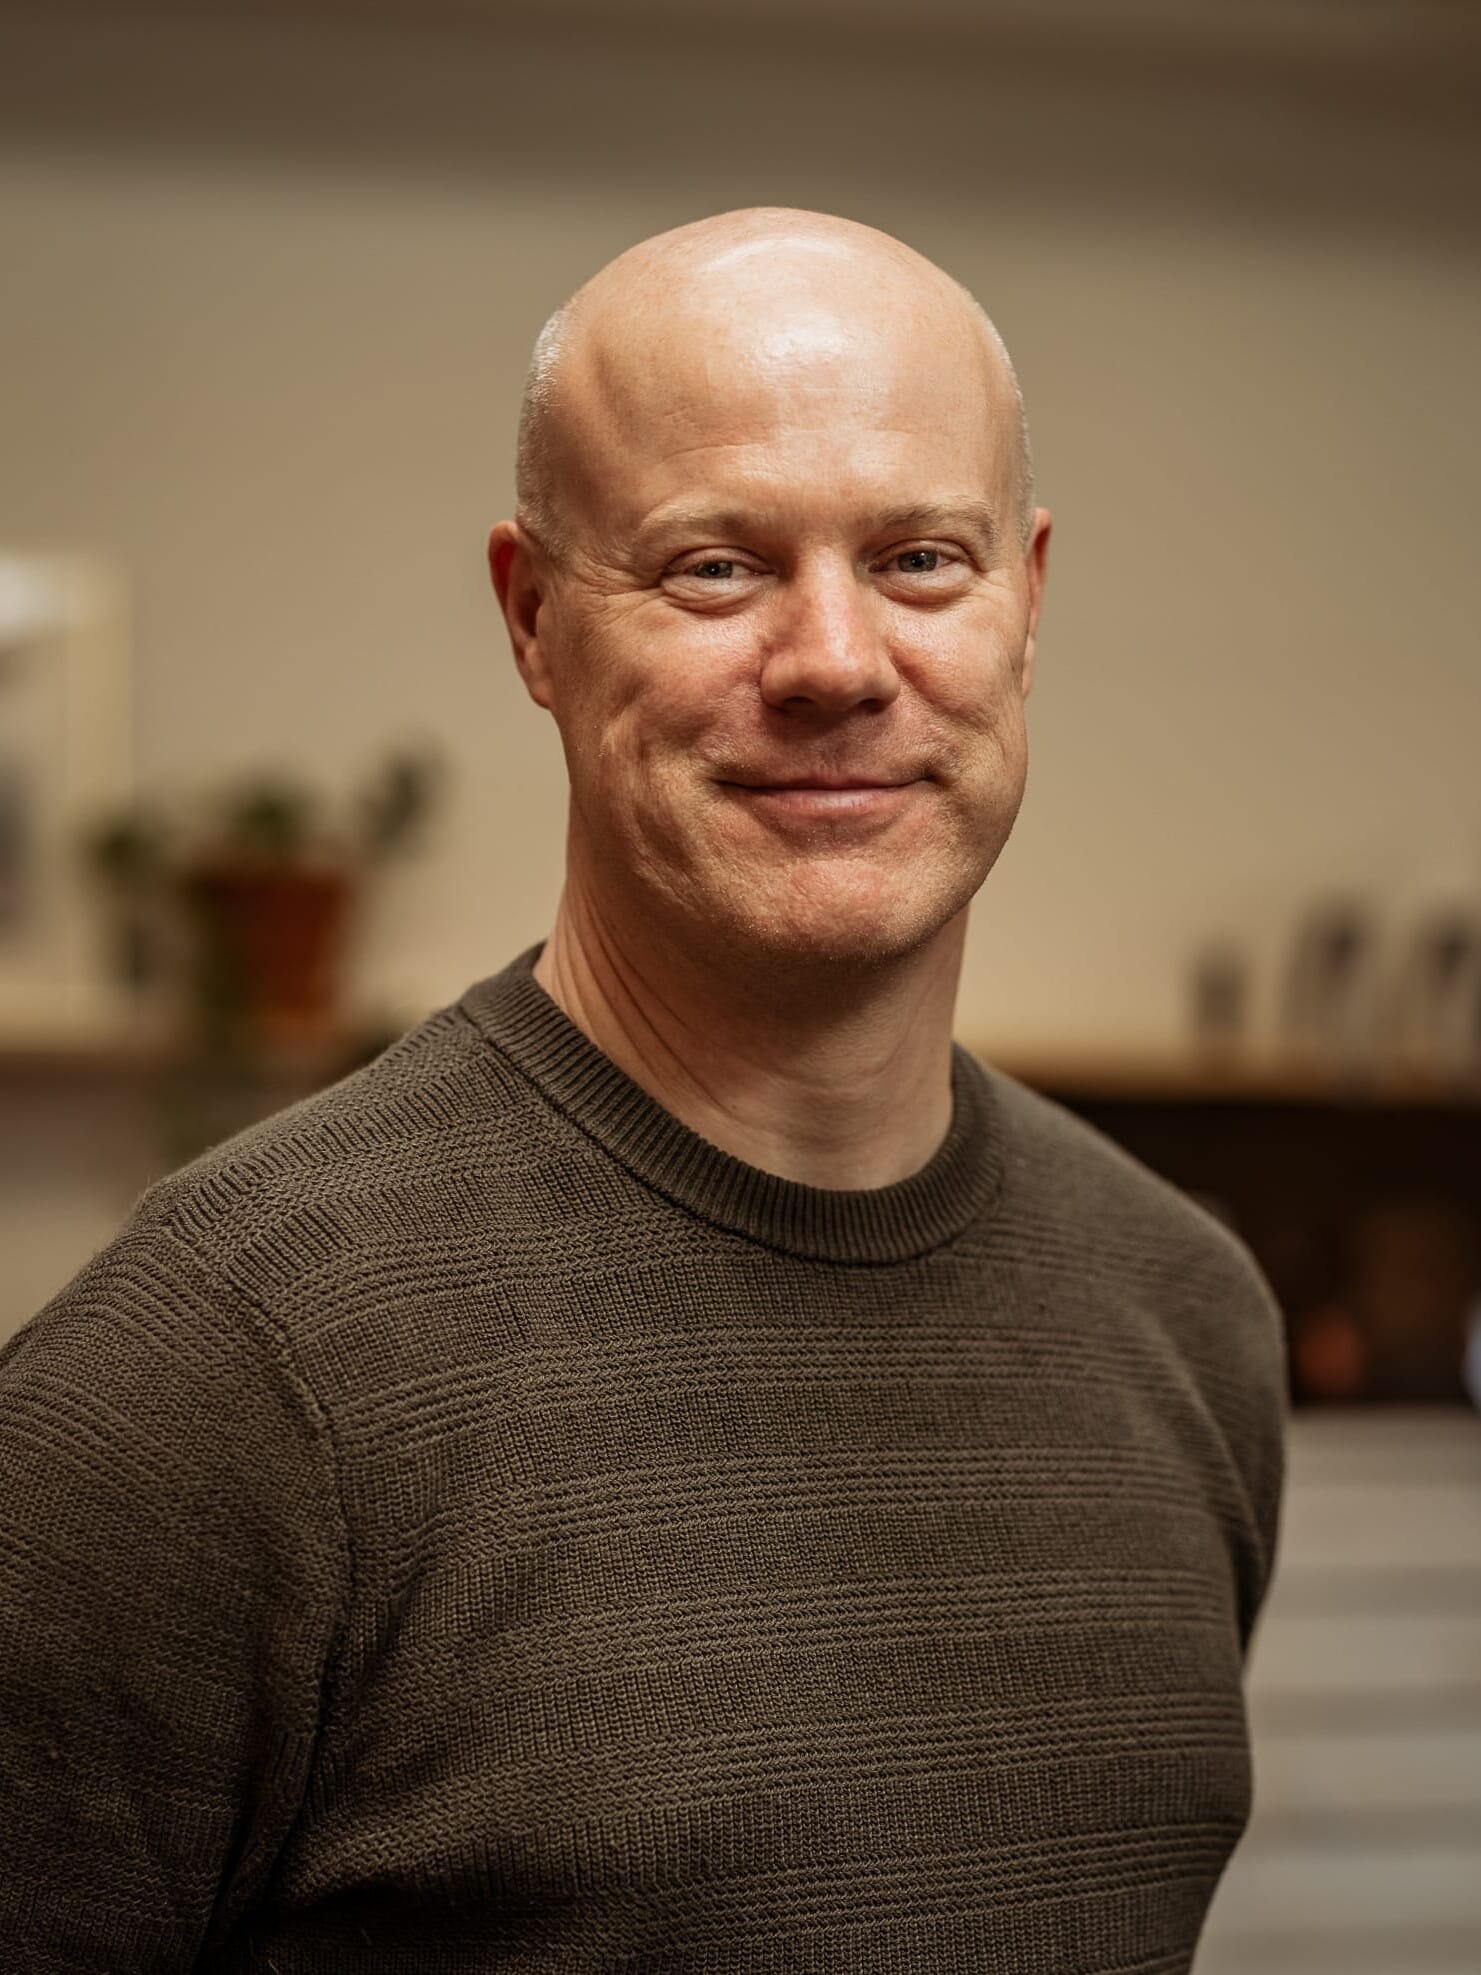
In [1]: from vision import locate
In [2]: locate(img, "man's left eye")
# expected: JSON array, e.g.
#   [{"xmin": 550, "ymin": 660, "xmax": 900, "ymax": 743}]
[{"xmin": 894, "ymin": 549, "xmax": 940, "ymax": 573}]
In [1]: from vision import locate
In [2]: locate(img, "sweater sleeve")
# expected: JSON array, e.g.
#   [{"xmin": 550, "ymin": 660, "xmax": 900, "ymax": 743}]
[{"xmin": 0, "ymin": 1211, "xmax": 350, "ymax": 1973}]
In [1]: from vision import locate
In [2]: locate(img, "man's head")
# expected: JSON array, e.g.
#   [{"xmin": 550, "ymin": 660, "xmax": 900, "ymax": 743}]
[{"xmin": 489, "ymin": 206, "xmax": 1050, "ymax": 982}]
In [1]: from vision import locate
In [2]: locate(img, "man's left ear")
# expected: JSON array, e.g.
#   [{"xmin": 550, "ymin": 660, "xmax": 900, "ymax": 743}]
[{"xmin": 1019, "ymin": 508, "xmax": 1052, "ymax": 701}]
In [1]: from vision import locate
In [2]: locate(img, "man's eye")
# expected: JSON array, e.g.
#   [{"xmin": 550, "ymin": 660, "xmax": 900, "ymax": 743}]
[
  {"xmin": 894, "ymin": 549, "xmax": 940, "ymax": 573},
  {"xmin": 685, "ymin": 559, "xmax": 737, "ymax": 580}
]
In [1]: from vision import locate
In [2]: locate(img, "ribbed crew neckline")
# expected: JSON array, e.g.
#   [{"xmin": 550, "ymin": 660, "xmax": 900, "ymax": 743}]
[{"xmin": 456, "ymin": 944, "xmax": 1003, "ymax": 1265}]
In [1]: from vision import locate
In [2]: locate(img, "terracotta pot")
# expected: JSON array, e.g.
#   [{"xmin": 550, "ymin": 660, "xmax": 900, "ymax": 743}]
[{"xmin": 183, "ymin": 858, "xmax": 354, "ymax": 1049}]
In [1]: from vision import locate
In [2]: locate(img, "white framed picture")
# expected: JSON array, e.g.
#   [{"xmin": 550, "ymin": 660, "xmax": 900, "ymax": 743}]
[{"xmin": 0, "ymin": 551, "xmax": 133, "ymax": 1042}]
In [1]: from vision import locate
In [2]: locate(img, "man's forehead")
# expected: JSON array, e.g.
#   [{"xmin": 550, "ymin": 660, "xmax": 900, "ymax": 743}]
[
  {"xmin": 571, "ymin": 296, "xmax": 1003, "ymax": 471},
  {"xmin": 587, "ymin": 336, "xmax": 1008, "ymax": 494}
]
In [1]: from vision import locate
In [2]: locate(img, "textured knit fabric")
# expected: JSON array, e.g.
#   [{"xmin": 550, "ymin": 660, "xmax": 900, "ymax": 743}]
[{"xmin": 1, "ymin": 944, "xmax": 1287, "ymax": 1973}]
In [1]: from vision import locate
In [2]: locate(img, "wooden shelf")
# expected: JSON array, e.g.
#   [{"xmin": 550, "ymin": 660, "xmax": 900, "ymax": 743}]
[
  {"xmin": 0, "ymin": 1026, "xmax": 394, "ymax": 1086},
  {"xmin": 973, "ymin": 1044, "xmax": 1481, "ymax": 1109}
]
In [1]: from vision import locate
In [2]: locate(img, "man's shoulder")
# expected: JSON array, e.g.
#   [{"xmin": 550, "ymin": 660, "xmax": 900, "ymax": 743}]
[
  {"xmin": 977, "ymin": 1055, "xmax": 1268, "ymax": 1295},
  {"xmin": 124, "ymin": 995, "xmax": 567, "ymax": 1302},
  {"xmin": 1, "ymin": 992, "xmax": 575, "ymax": 1494}
]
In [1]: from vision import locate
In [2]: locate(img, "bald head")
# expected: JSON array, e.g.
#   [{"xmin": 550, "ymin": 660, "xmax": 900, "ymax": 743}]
[{"xmin": 515, "ymin": 208, "xmax": 1034, "ymax": 563}]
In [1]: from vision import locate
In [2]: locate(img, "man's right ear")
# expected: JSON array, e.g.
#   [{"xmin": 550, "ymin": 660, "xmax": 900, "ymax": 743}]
[{"xmin": 487, "ymin": 520, "xmax": 557, "ymax": 711}]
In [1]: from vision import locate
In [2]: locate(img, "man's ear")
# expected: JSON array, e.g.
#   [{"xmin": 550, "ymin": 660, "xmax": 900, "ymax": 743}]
[
  {"xmin": 1018, "ymin": 507, "xmax": 1051, "ymax": 702},
  {"xmin": 488, "ymin": 519, "xmax": 557, "ymax": 710}
]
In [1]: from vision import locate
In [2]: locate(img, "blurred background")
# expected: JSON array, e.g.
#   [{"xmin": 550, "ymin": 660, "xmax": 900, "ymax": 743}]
[{"xmin": 1, "ymin": 0, "xmax": 1479, "ymax": 1965}]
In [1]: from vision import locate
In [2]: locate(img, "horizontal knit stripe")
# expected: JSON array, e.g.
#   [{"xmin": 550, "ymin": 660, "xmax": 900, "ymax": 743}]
[
  {"xmin": 427, "ymin": 1468, "xmax": 1236, "ymax": 1556},
  {"xmin": 388, "ymin": 1570, "xmax": 1235, "ymax": 1669},
  {"xmin": 344, "ymin": 1694, "xmax": 1250, "ymax": 1812}
]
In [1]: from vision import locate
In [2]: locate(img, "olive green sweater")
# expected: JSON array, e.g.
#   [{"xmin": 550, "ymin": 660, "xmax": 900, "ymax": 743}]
[{"xmin": 1, "ymin": 945, "xmax": 1286, "ymax": 1972}]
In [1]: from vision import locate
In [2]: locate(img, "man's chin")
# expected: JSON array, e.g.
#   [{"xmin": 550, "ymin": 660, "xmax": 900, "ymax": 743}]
[{"xmin": 701, "ymin": 878, "xmax": 970, "ymax": 978}]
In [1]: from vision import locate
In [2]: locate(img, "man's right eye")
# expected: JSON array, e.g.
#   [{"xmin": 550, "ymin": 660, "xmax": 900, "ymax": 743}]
[{"xmin": 661, "ymin": 555, "xmax": 764, "ymax": 599}]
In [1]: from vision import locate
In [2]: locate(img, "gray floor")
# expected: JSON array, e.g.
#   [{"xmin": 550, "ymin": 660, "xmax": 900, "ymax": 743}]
[{"xmin": 1197, "ymin": 1406, "xmax": 1481, "ymax": 1974}]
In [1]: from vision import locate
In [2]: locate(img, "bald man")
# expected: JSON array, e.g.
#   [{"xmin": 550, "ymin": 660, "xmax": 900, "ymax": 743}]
[{"xmin": 3, "ymin": 210, "xmax": 1286, "ymax": 1972}]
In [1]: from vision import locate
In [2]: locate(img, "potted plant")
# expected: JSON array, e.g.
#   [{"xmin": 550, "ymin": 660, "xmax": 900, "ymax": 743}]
[{"xmin": 81, "ymin": 744, "xmax": 446, "ymax": 1054}]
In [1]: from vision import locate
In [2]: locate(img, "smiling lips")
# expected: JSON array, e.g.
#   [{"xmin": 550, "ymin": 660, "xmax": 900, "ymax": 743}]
[{"xmin": 721, "ymin": 775, "xmax": 924, "ymax": 822}]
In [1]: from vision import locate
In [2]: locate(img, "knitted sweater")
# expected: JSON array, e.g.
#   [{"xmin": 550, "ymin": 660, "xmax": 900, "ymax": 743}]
[{"xmin": 1, "ymin": 945, "xmax": 1287, "ymax": 1973}]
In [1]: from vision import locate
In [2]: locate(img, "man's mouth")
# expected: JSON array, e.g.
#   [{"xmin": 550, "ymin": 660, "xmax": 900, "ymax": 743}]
[{"xmin": 717, "ymin": 776, "xmax": 924, "ymax": 822}]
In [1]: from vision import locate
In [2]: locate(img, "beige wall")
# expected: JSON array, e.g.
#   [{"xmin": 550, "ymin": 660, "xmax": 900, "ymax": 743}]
[{"xmin": 1, "ymin": 2, "xmax": 1477, "ymax": 1078}]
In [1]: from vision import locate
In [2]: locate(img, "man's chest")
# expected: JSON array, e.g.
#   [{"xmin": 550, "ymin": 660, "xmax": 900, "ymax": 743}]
[{"xmin": 265, "ymin": 1271, "xmax": 1255, "ymax": 1970}]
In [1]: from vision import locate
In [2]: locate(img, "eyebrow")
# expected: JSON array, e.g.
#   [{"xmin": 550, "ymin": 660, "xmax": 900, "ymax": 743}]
[
  {"xmin": 871, "ymin": 502, "xmax": 1002, "ymax": 555},
  {"xmin": 634, "ymin": 498, "xmax": 1004, "ymax": 560}
]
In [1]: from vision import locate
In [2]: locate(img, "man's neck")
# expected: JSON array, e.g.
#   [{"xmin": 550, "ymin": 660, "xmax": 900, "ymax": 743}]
[{"xmin": 531, "ymin": 887, "xmax": 965, "ymax": 1191}]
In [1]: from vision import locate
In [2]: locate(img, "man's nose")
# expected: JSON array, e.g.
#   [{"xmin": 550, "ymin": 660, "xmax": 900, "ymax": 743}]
[{"xmin": 757, "ymin": 563, "xmax": 903, "ymax": 717}]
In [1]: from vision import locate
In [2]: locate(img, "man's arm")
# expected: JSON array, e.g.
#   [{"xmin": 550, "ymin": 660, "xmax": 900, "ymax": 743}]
[{"xmin": 0, "ymin": 1213, "xmax": 349, "ymax": 1972}]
